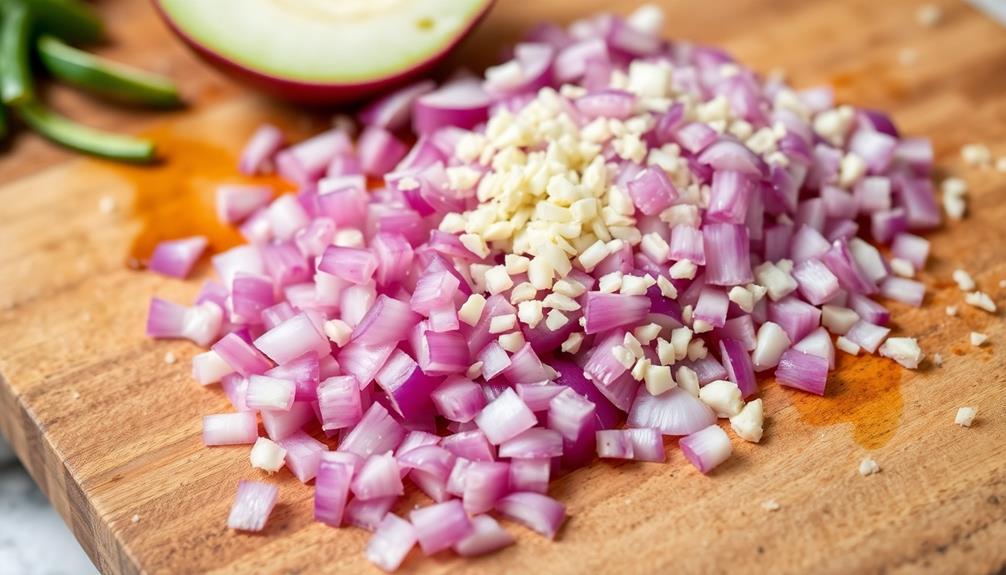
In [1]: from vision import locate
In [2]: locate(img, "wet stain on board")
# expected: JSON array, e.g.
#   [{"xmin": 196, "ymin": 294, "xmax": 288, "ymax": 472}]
[{"xmin": 789, "ymin": 352, "xmax": 903, "ymax": 449}]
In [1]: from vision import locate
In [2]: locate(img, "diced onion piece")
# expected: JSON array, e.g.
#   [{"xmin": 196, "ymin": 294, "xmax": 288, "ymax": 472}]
[
  {"xmin": 495, "ymin": 492, "xmax": 567, "ymax": 539},
  {"xmin": 227, "ymin": 481, "xmax": 278, "ymax": 532},
  {"xmin": 679, "ymin": 424, "xmax": 733, "ymax": 474},
  {"xmin": 775, "ymin": 349, "xmax": 829, "ymax": 395},
  {"xmin": 203, "ymin": 412, "xmax": 258, "ymax": 446},
  {"xmin": 475, "ymin": 388, "xmax": 537, "ymax": 445},
  {"xmin": 410, "ymin": 499, "xmax": 474, "ymax": 555},
  {"xmin": 365, "ymin": 513, "xmax": 417, "ymax": 572},
  {"xmin": 627, "ymin": 386, "xmax": 716, "ymax": 436},
  {"xmin": 148, "ymin": 236, "xmax": 208, "ymax": 279},
  {"xmin": 315, "ymin": 454, "xmax": 353, "ymax": 526},
  {"xmin": 453, "ymin": 515, "xmax": 516, "ymax": 557}
]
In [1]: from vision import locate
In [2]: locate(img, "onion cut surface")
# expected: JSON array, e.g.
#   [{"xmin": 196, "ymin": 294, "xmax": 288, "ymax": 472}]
[{"xmin": 146, "ymin": 5, "xmax": 939, "ymax": 571}]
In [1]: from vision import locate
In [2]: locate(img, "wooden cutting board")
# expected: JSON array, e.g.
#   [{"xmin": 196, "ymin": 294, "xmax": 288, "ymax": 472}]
[{"xmin": 1, "ymin": 0, "xmax": 1004, "ymax": 573}]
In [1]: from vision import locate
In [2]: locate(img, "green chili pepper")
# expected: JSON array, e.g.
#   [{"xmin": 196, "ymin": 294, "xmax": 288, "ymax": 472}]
[
  {"xmin": 23, "ymin": 0, "xmax": 102, "ymax": 44},
  {"xmin": 16, "ymin": 101, "xmax": 156, "ymax": 162},
  {"xmin": 1, "ymin": 0, "xmax": 34, "ymax": 106},
  {"xmin": 37, "ymin": 36, "xmax": 182, "ymax": 108}
]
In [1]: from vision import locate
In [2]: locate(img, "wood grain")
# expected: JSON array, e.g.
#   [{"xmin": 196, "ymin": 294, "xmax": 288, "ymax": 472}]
[{"xmin": 1, "ymin": 0, "xmax": 1005, "ymax": 573}]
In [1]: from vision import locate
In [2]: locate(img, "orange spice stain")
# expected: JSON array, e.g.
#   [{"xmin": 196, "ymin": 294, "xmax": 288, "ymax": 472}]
[
  {"xmin": 105, "ymin": 124, "xmax": 298, "ymax": 265},
  {"xmin": 788, "ymin": 352, "xmax": 903, "ymax": 449},
  {"xmin": 830, "ymin": 68, "xmax": 907, "ymax": 103}
]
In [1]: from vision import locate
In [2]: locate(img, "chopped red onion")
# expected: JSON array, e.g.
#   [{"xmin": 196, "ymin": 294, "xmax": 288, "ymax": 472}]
[
  {"xmin": 453, "ymin": 515, "xmax": 515, "ymax": 557},
  {"xmin": 879, "ymin": 276, "xmax": 925, "ymax": 307},
  {"xmin": 331, "ymin": 499, "xmax": 387, "ymax": 535},
  {"xmin": 680, "ymin": 356, "xmax": 728, "ymax": 385},
  {"xmin": 318, "ymin": 375, "xmax": 362, "ymax": 431},
  {"xmin": 694, "ymin": 287, "xmax": 729, "ymax": 329},
  {"xmin": 227, "ymin": 481, "xmax": 278, "ymax": 531},
  {"xmin": 245, "ymin": 375, "xmax": 296, "ymax": 411},
  {"xmin": 432, "ymin": 376, "xmax": 487, "ymax": 423},
  {"xmin": 277, "ymin": 430, "xmax": 328, "ymax": 482},
  {"xmin": 775, "ymin": 349, "xmax": 829, "ymax": 395},
  {"xmin": 365, "ymin": 513, "xmax": 416, "ymax": 572},
  {"xmin": 352, "ymin": 452, "xmax": 404, "ymax": 500},
  {"xmin": 679, "ymin": 424, "xmax": 732, "ymax": 474},
  {"xmin": 767, "ymin": 296, "xmax": 822, "ymax": 343},
  {"xmin": 845, "ymin": 320, "xmax": 891, "ymax": 353},
  {"xmin": 575, "ymin": 89, "xmax": 635, "ymax": 120},
  {"xmin": 413, "ymin": 78, "xmax": 491, "ymax": 135},
  {"xmin": 212, "ymin": 332, "xmax": 272, "ymax": 377},
  {"xmin": 475, "ymin": 388, "xmax": 537, "ymax": 445},
  {"xmin": 502, "ymin": 343, "xmax": 554, "ymax": 385},
  {"xmin": 371, "ymin": 233, "xmax": 414, "ymax": 287},
  {"xmin": 515, "ymin": 383, "xmax": 566, "ymax": 412},
  {"xmin": 148, "ymin": 236, "xmax": 208, "ymax": 279},
  {"xmin": 338, "ymin": 403, "xmax": 404, "ymax": 459},
  {"xmin": 792, "ymin": 258, "xmax": 841, "ymax": 306},
  {"xmin": 146, "ymin": 298, "xmax": 222, "ymax": 347},
  {"xmin": 202, "ymin": 412, "xmax": 258, "ymax": 446},
  {"xmin": 717, "ymin": 316, "xmax": 757, "ymax": 352},
  {"xmin": 697, "ymin": 140, "xmax": 766, "ymax": 177},
  {"xmin": 462, "ymin": 461, "xmax": 510, "ymax": 514},
  {"xmin": 596, "ymin": 429, "xmax": 634, "ymax": 459},
  {"xmin": 230, "ymin": 273, "xmax": 274, "ymax": 324},
  {"xmin": 624, "ymin": 428, "xmax": 665, "ymax": 462},
  {"xmin": 890, "ymin": 233, "xmax": 929, "ymax": 270},
  {"xmin": 354, "ymin": 296, "xmax": 422, "ymax": 347},
  {"xmin": 442, "ymin": 430, "xmax": 495, "ymax": 462},
  {"xmin": 148, "ymin": 6, "xmax": 946, "ymax": 568},
  {"xmin": 239, "ymin": 124, "xmax": 284, "ymax": 176},
  {"xmin": 793, "ymin": 327, "xmax": 836, "ymax": 370},
  {"xmin": 673, "ymin": 122, "xmax": 717, "ymax": 154},
  {"xmin": 318, "ymin": 245, "xmax": 378, "ymax": 285},
  {"xmin": 374, "ymin": 349, "xmax": 440, "ymax": 420},
  {"xmin": 397, "ymin": 445, "xmax": 455, "ymax": 482},
  {"xmin": 360, "ymin": 80, "xmax": 436, "ymax": 132},
  {"xmin": 719, "ymin": 338, "xmax": 757, "ymax": 398},
  {"xmin": 477, "ymin": 341, "xmax": 512, "ymax": 381},
  {"xmin": 337, "ymin": 340, "xmax": 395, "ymax": 389},
  {"xmin": 261, "ymin": 401, "xmax": 314, "ymax": 441},
  {"xmin": 418, "ymin": 331, "xmax": 470, "ymax": 375},
  {"xmin": 707, "ymin": 171, "xmax": 755, "ymax": 225},
  {"xmin": 275, "ymin": 128, "xmax": 351, "ymax": 185},
  {"xmin": 668, "ymin": 225, "xmax": 706, "ymax": 265},
  {"xmin": 410, "ymin": 269, "xmax": 460, "ymax": 315},
  {"xmin": 583, "ymin": 293, "xmax": 651, "ymax": 334},
  {"xmin": 410, "ymin": 499, "xmax": 474, "ymax": 555},
  {"xmin": 193, "ymin": 350, "xmax": 234, "ymax": 386},
  {"xmin": 358, "ymin": 126, "xmax": 409, "ymax": 177},
  {"xmin": 315, "ymin": 454, "xmax": 353, "ymax": 527},
  {"xmin": 627, "ymin": 167, "xmax": 678, "ymax": 215},
  {"xmin": 495, "ymin": 492, "xmax": 567, "ymax": 539},
  {"xmin": 508, "ymin": 458, "xmax": 550, "ymax": 494},
  {"xmin": 253, "ymin": 312, "xmax": 330, "ymax": 365},
  {"xmin": 499, "ymin": 428, "xmax": 563, "ymax": 459},
  {"xmin": 627, "ymin": 386, "xmax": 715, "ymax": 436},
  {"xmin": 703, "ymin": 223, "xmax": 753, "ymax": 286},
  {"xmin": 264, "ymin": 353, "xmax": 319, "ymax": 401}
]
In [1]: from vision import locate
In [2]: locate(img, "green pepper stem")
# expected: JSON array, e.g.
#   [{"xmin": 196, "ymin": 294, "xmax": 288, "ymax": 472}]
[
  {"xmin": 38, "ymin": 35, "xmax": 182, "ymax": 108},
  {"xmin": 16, "ymin": 101, "xmax": 156, "ymax": 163},
  {"xmin": 1, "ymin": 0, "xmax": 35, "ymax": 106}
]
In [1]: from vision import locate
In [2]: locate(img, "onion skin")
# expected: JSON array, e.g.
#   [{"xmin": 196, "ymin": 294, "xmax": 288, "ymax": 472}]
[{"xmin": 151, "ymin": 0, "xmax": 496, "ymax": 104}]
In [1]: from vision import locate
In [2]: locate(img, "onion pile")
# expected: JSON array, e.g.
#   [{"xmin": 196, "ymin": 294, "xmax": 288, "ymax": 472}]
[{"xmin": 146, "ymin": 4, "xmax": 936, "ymax": 571}]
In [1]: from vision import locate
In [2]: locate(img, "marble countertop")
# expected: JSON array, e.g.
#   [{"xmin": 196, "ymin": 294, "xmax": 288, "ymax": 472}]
[{"xmin": 0, "ymin": 436, "xmax": 97, "ymax": 575}]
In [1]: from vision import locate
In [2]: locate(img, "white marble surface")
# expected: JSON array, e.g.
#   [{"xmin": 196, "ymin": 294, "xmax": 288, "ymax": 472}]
[{"xmin": 0, "ymin": 436, "xmax": 97, "ymax": 575}]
